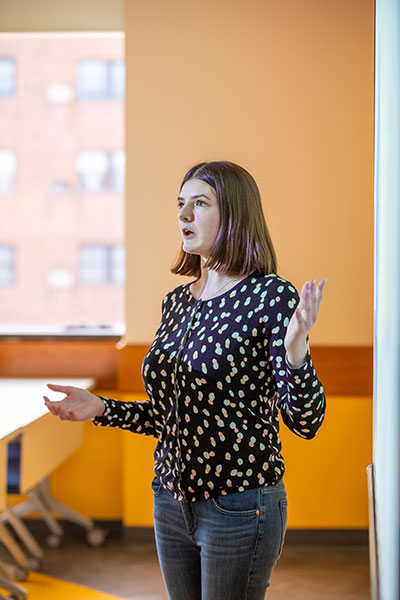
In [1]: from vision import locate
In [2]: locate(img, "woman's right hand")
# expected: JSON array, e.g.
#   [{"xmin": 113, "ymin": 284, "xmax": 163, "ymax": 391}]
[{"xmin": 43, "ymin": 383, "xmax": 106, "ymax": 421}]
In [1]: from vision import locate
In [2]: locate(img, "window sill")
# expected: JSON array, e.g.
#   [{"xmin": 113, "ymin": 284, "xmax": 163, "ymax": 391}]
[{"xmin": 0, "ymin": 333, "xmax": 124, "ymax": 341}]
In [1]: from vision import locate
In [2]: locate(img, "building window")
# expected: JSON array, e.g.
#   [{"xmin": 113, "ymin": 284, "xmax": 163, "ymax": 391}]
[
  {"xmin": 77, "ymin": 59, "xmax": 125, "ymax": 100},
  {"xmin": 77, "ymin": 59, "xmax": 108, "ymax": 99},
  {"xmin": 79, "ymin": 244, "xmax": 125, "ymax": 285},
  {"xmin": 45, "ymin": 83, "xmax": 74, "ymax": 104},
  {"xmin": 76, "ymin": 150, "xmax": 109, "ymax": 193},
  {"xmin": 110, "ymin": 150, "xmax": 125, "ymax": 193},
  {"xmin": 76, "ymin": 150, "xmax": 125, "ymax": 193},
  {"xmin": 0, "ymin": 57, "xmax": 16, "ymax": 98},
  {"xmin": 50, "ymin": 180, "xmax": 73, "ymax": 195},
  {"xmin": 109, "ymin": 244, "xmax": 125, "ymax": 284},
  {"xmin": 0, "ymin": 149, "xmax": 17, "ymax": 193},
  {"xmin": 0, "ymin": 245, "xmax": 15, "ymax": 286},
  {"xmin": 110, "ymin": 60, "xmax": 125, "ymax": 99}
]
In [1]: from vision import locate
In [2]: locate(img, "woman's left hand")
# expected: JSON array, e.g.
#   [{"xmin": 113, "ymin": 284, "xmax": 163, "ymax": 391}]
[{"xmin": 284, "ymin": 278, "xmax": 327, "ymax": 368}]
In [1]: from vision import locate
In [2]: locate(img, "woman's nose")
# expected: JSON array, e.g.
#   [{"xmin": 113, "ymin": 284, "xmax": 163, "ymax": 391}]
[{"xmin": 178, "ymin": 205, "xmax": 193, "ymax": 221}]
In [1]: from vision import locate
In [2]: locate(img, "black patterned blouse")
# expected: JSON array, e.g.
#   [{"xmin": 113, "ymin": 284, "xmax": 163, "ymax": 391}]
[{"xmin": 93, "ymin": 273, "xmax": 326, "ymax": 502}]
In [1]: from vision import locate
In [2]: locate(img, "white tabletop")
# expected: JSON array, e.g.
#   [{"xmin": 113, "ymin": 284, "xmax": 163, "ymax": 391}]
[{"xmin": 0, "ymin": 378, "xmax": 95, "ymax": 440}]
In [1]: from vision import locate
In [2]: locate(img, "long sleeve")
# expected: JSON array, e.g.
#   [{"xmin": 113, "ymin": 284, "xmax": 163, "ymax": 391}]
[
  {"xmin": 92, "ymin": 396, "xmax": 156, "ymax": 437},
  {"xmin": 267, "ymin": 281, "xmax": 326, "ymax": 440}
]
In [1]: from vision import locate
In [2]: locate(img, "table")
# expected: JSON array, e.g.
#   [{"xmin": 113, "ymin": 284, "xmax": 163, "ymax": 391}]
[
  {"xmin": 0, "ymin": 378, "xmax": 98, "ymax": 599},
  {"xmin": 0, "ymin": 430, "xmax": 27, "ymax": 600}
]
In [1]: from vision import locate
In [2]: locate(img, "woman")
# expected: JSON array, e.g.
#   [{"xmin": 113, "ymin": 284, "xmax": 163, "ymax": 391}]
[{"xmin": 44, "ymin": 161, "xmax": 327, "ymax": 600}]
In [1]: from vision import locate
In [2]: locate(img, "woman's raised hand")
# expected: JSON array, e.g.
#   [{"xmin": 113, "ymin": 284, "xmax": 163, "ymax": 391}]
[
  {"xmin": 43, "ymin": 384, "xmax": 105, "ymax": 421},
  {"xmin": 284, "ymin": 278, "xmax": 327, "ymax": 367}
]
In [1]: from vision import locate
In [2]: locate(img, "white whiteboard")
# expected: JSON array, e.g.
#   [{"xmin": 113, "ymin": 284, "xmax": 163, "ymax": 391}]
[{"xmin": 373, "ymin": 1, "xmax": 400, "ymax": 599}]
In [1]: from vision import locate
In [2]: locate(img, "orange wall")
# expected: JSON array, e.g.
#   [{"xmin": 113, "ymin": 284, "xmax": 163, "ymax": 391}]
[
  {"xmin": 280, "ymin": 395, "xmax": 372, "ymax": 528},
  {"xmin": 52, "ymin": 420, "xmax": 123, "ymax": 520},
  {"xmin": 125, "ymin": 0, "xmax": 374, "ymax": 347}
]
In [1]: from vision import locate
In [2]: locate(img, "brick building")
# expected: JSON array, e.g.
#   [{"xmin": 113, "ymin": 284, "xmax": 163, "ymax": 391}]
[{"xmin": 0, "ymin": 33, "xmax": 125, "ymax": 334}]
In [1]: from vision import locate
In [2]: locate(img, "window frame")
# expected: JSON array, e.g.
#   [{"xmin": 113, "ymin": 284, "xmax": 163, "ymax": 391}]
[{"xmin": 0, "ymin": 33, "xmax": 125, "ymax": 341}]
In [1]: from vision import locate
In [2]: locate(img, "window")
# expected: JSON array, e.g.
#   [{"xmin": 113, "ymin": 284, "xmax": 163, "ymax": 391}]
[
  {"xmin": 0, "ymin": 245, "xmax": 15, "ymax": 286},
  {"xmin": 109, "ymin": 244, "xmax": 125, "ymax": 284},
  {"xmin": 0, "ymin": 149, "xmax": 17, "ymax": 193},
  {"xmin": 110, "ymin": 150, "xmax": 125, "ymax": 193},
  {"xmin": 77, "ymin": 59, "xmax": 125, "ymax": 100},
  {"xmin": 77, "ymin": 59, "xmax": 108, "ymax": 99},
  {"xmin": 0, "ymin": 33, "xmax": 125, "ymax": 336},
  {"xmin": 110, "ymin": 60, "xmax": 125, "ymax": 99},
  {"xmin": 79, "ymin": 244, "xmax": 125, "ymax": 285},
  {"xmin": 45, "ymin": 84, "xmax": 74, "ymax": 104},
  {"xmin": 0, "ymin": 57, "xmax": 15, "ymax": 98},
  {"xmin": 76, "ymin": 150, "xmax": 109, "ymax": 193},
  {"xmin": 50, "ymin": 180, "xmax": 73, "ymax": 194},
  {"xmin": 76, "ymin": 150, "xmax": 125, "ymax": 193}
]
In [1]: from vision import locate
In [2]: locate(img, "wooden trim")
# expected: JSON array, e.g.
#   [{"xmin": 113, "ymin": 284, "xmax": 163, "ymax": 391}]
[
  {"xmin": 0, "ymin": 341, "xmax": 373, "ymax": 395},
  {"xmin": 117, "ymin": 344, "xmax": 148, "ymax": 392},
  {"xmin": 0, "ymin": 339, "xmax": 119, "ymax": 389},
  {"xmin": 310, "ymin": 346, "xmax": 373, "ymax": 395},
  {"xmin": 117, "ymin": 344, "xmax": 373, "ymax": 396}
]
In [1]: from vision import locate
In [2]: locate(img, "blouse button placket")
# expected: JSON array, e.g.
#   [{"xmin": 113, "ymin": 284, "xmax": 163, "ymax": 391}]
[{"xmin": 173, "ymin": 298, "xmax": 203, "ymax": 500}]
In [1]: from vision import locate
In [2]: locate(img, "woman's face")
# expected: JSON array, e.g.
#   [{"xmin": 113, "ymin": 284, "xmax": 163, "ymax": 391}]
[{"xmin": 178, "ymin": 178, "xmax": 221, "ymax": 260}]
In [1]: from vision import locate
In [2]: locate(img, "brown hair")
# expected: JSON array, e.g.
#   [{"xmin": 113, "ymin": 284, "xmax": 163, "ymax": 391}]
[{"xmin": 171, "ymin": 161, "xmax": 278, "ymax": 278}]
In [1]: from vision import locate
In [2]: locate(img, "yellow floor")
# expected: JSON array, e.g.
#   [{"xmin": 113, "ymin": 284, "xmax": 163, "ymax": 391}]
[{"xmin": 1, "ymin": 572, "xmax": 123, "ymax": 600}]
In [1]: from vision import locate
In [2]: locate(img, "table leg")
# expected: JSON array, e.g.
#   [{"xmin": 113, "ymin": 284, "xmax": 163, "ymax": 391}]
[
  {"xmin": 21, "ymin": 478, "xmax": 108, "ymax": 547},
  {"xmin": 3, "ymin": 504, "xmax": 44, "ymax": 566},
  {"xmin": 0, "ymin": 522, "xmax": 31, "ymax": 572},
  {"xmin": 0, "ymin": 559, "xmax": 27, "ymax": 599}
]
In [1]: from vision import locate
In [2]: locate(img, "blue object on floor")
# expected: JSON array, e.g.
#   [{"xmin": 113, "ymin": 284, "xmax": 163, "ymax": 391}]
[{"xmin": 7, "ymin": 435, "xmax": 22, "ymax": 494}]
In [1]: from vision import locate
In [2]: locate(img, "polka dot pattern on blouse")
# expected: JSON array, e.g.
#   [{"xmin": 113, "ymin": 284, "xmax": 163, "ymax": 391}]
[{"xmin": 93, "ymin": 273, "xmax": 326, "ymax": 502}]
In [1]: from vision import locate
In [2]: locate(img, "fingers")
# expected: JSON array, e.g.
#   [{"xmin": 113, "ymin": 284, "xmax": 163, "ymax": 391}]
[
  {"xmin": 303, "ymin": 279, "xmax": 327, "ymax": 302},
  {"xmin": 47, "ymin": 383, "xmax": 73, "ymax": 394},
  {"xmin": 43, "ymin": 396, "xmax": 75, "ymax": 421},
  {"xmin": 44, "ymin": 396, "xmax": 64, "ymax": 419},
  {"xmin": 300, "ymin": 279, "xmax": 327, "ymax": 326},
  {"xmin": 44, "ymin": 396, "xmax": 59, "ymax": 416},
  {"xmin": 299, "ymin": 280, "xmax": 313, "ymax": 318},
  {"xmin": 317, "ymin": 278, "xmax": 327, "ymax": 303},
  {"xmin": 305, "ymin": 280, "xmax": 317, "ymax": 322}
]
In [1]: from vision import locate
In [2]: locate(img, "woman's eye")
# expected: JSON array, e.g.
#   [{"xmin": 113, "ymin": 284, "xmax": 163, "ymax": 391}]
[{"xmin": 196, "ymin": 200, "xmax": 206, "ymax": 206}]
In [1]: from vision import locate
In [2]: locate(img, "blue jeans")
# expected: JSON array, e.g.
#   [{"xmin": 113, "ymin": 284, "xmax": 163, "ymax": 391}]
[{"xmin": 152, "ymin": 477, "xmax": 288, "ymax": 600}]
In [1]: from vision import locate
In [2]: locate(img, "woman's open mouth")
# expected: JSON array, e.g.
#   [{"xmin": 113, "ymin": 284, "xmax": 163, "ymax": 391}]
[{"xmin": 183, "ymin": 228, "xmax": 195, "ymax": 239}]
